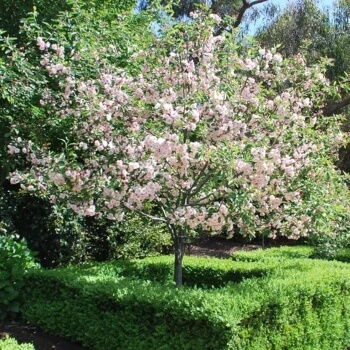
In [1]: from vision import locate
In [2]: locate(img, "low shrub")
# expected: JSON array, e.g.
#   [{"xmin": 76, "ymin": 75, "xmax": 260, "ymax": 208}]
[
  {"xmin": 57, "ymin": 255, "xmax": 286, "ymax": 288},
  {"xmin": 21, "ymin": 255, "xmax": 350, "ymax": 350},
  {"xmin": 0, "ymin": 230, "xmax": 39, "ymax": 320},
  {"xmin": 0, "ymin": 336, "xmax": 35, "ymax": 350}
]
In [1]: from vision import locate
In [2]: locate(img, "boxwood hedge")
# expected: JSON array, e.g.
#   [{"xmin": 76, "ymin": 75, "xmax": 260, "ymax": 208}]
[{"xmin": 21, "ymin": 255, "xmax": 350, "ymax": 350}]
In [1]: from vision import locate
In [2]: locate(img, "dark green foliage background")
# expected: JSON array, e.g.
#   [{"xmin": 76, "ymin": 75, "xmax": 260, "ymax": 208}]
[{"xmin": 0, "ymin": 188, "xmax": 171, "ymax": 267}]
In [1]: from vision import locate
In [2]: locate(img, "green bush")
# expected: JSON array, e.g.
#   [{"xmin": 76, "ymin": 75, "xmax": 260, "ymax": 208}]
[
  {"xmin": 0, "ymin": 189, "xmax": 171, "ymax": 267},
  {"xmin": 0, "ymin": 336, "xmax": 35, "ymax": 350},
  {"xmin": 0, "ymin": 229, "xmax": 39, "ymax": 320},
  {"xmin": 21, "ymin": 255, "xmax": 350, "ymax": 350},
  {"xmin": 332, "ymin": 248, "xmax": 350, "ymax": 263},
  {"xmin": 104, "ymin": 213, "xmax": 172, "ymax": 260},
  {"xmin": 0, "ymin": 0, "xmax": 137, "ymax": 39}
]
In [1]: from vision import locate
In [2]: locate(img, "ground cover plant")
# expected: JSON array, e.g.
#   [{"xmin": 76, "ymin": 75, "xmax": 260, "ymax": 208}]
[
  {"xmin": 21, "ymin": 253, "xmax": 350, "ymax": 350},
  {"xmin": 0, "ymin": 336, "xmax": 35, "ymax": 350}
]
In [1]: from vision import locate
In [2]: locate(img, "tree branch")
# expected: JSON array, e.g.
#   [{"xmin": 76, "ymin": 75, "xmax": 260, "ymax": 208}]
[
  {"xmin": 135, "ymin": 209, "xmax": 168, "ymax": 223},
  {"xmin": 323, "ymin": 94, "xmax": 350, "ymax": 116},
  {"xmin": 188, "ymin": 192, "xmax": 215, "ymax": 206},
  {"xmin": 190, "ymin": 170, "xmax": 213, "ymax": 197},
  {"xmin": 215, "ymin": 0, "xmax": 269, "ymax": 36},
  {"xmin": 189, "ymin": 161, "xmax": 209, "ymax": 192},
  {"xmin": 188, "ymin": 191, "xmax": 228, "ymax": 206}
]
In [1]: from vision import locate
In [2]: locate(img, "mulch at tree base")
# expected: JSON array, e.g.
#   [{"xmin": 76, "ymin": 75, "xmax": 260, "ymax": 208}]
[{"xmin": 188, "ymin": 240, "xmax": 261, "ymax": 258}]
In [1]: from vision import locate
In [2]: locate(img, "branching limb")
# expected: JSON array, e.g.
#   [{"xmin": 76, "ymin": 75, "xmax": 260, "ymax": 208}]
[
  {"xmin": 135, "ymin": 209, "xmax": 168, "ymax": 223},
  {"xmin": 188, "ymin": 191, "xmax": 228, "ymax": 206},
  {"xmin": 215, "ymin": 0, "xmax": 269, "ymax": 36},
  {"xmin": 189, "ymin": 161, "xmax": 209, "ymax": 191},
  {"xmin": 190, "ymin": 171, "xmax": 213, "ymax": 197},
  {"xmin": 323, "ymin": 95, "xmax": 350, "ymax": 116}
]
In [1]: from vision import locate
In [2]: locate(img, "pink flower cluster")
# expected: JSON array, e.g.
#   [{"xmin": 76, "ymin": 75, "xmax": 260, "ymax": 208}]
[{"xmin": 8, "ymin": 15, "xmax": 348, "ymax": 241}]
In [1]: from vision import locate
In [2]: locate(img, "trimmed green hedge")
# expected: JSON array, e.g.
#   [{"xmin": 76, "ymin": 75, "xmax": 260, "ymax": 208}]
[
  {"xmin": 232, "ymin": 245, "xmax": 315, "ymax": 262},
  {"xmin": 21, "ymin": 255, "xmax": 350, "ymax": 350},
  {"xmin": 108, "ymin": 255, "xmax": 277, "ymax": 287},
  {"xmin": 232, "ymin": 245, "xmax": 350, "ymax": 264},
  {"xmin": 0, "ymin": 336, "xmax": 35, "ymax": 350},
  {"xmin": 331, "ymin": 248, "xmax": 350, "ymax": 263}
]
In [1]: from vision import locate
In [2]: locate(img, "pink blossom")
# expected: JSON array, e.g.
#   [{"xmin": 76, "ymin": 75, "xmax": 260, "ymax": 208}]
[
  {"xmin": 85, "ymin": 205, "xmax": 96, "ymax": 216},
  {"xmin": 209, "ymin": 14, "xmax": 221, "ymax": 24},
  {"xmin": 10, "ymin": 13, "xmax": 348, "ymax": 264},
  {"xmin": 36, "ymin": 37, "xmax": 46, "ymax": 51}
]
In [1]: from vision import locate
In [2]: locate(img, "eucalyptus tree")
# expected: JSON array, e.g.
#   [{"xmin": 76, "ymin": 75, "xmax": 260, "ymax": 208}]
[{"xmin": 138, "ymin": 0, "xmax": 272, "ymax": 32}]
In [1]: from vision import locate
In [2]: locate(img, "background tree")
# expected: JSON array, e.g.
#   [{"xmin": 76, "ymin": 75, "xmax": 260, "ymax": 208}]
[
  {"xmin": 256, "ymin": 0, "xmax": 350, "ymax": 82},
  {"xmin": 138, "ymin": 0, "xmax": 272, "ymax": 32},
  {"xmin": 257, "ymin": 0, "xmax": 329, "ymax": 59}
]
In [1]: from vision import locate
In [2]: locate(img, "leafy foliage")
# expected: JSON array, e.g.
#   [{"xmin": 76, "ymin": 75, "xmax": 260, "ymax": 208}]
[
  {"xmin": 107, "ymin": 212, "xmax": 172, "ymax": 259},
  {"xmin": 0, "ymin": 188, "xmax": 171, "ymax": 267},
  {"xmin": 0, "ymin": 227, "xmax": 38, "ymax": 320},
  {"xmin": 0, "ymin": 0, "xmax": 137, "ymax": 39},
  {"xmin": 0, "ymin": 336, "xmax": 35, "ymax": 350}
]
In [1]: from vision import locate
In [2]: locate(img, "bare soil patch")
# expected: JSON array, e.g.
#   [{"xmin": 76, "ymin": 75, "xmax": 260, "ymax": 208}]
[{"xmin": 1, "ymin": 321, "xmax": 88, "ymax": 350}]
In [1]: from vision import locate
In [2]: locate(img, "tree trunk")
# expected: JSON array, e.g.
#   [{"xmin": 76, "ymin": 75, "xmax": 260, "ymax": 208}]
[{"xmin": 174, "ymin": 235, "xmax": 185, "ymax": 287}]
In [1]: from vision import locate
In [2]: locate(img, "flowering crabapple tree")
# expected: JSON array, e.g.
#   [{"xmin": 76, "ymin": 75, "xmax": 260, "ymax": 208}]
[{"xmin": 8, "ymin": 12, "xmax": 350, "ymax": 286}]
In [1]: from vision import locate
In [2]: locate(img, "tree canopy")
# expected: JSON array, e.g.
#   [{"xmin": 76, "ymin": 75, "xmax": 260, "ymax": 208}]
[
  {"xmin": 1, "ymin": 0, "xmax": 350, "ymax": 282},
  {"xmin": 4, "ymin": 9, "xmax": 350, "ymax": 285}
]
